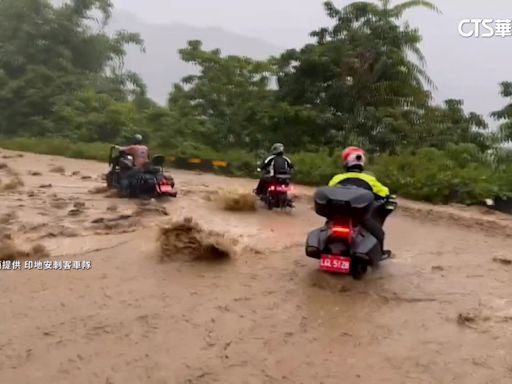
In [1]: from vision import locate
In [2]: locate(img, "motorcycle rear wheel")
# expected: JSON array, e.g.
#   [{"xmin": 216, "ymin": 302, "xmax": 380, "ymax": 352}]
[
  {"xmin": 278, "ymin": 193, "xmax": 287, "ymax": 210},
  {"xmin": 350, "ymin": 258, "xmax": 368, "ymax": 280},
  {"xmin": 106, "ymin": 170, "xmax": 114, "ymax": 188}
]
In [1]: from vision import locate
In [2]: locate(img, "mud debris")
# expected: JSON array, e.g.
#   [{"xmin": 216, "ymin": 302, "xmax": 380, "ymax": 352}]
[
  {"xmin": 158, "ymin": 217, "xmax": 235, "ymax": 262},
  {"xmin": 67, "ymin": 208, "xmax": 83, "ymax": 217},
  {"xmin": 0, "ymin": 237, "xmax": 50, "ymax": 262},
  {"xmin": 106, "ymin": 204, "xmax": 118, "ymax": 212},
  {"xmin": 49, "ymin": 165, "xmax": 65, "ymax": 174},
  {"xmin": 89, "ymin": 215, "xmax": 138, "ymax": 234},
  {"xmin": 457, "ymin": 312, "xmax": 477, "ymax": 325},
  {"xmin": 73, "ymin": 201, "xmax": 86, "ymax": 209},
  {"xmin": 454, "ymin": 310, "xmax": 512, "ymax": 328},
  {"xmin": 50, "ymin": 199, "xmax": 69, "ymax": 209},
  {"xmin": 134, "ymin": 202, "xmax": 168, "ymax": 217},
  {"xmin": 0, "ymin": 211, "xmax": 17, "ymax": 225},
  {"xmin": 91, "ymin": 215, "xmax": 133, "ymax": 224},
  {"xmin": 0, "ymin": 163, "xmax": 24, "ymax": 190},
  {"xmin": 27, "ymin": 223, "xmax": 80, "ymax": 238},
  {"xmin": 89, "ymin": 186, "xmax": 109, "ymax": 194},
  {"xmin": 1, "ymin": 176, "xmax": 24, "ymax": 191},
  {"xmin": 216, "ymin": 189, "xmax": 257, "ymax": 211},
  {"xmin": 492, "ymin": 257, "xmax": 512, "ymax": 266}
]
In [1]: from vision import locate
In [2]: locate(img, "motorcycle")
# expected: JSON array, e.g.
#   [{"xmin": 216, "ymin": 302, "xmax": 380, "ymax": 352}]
[
  {"xmin": 106, "ymin": 145, "xmax": 177, "ymax": 198},
  {"xmin": 305, "ymin": 185, "xmax": 397, "ymax": 280},
  {"xmin": 256, "ymin": 168, "xmax": 295, "ymax": 210}
]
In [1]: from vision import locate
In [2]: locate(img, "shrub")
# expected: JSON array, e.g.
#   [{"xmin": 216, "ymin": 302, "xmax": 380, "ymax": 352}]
[
  {"xmin": 372, "ymin": 145, "xmax": 498, "ymax": 204},
  {"xmin": 0, "ymin": 138, "xmax": 509, "ymax": 205}
]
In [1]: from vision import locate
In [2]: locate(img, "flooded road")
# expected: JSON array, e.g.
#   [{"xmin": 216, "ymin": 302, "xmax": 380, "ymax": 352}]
[{"xmin": 1, "ymin": 149, "xmax": 512, "ymax": 384}]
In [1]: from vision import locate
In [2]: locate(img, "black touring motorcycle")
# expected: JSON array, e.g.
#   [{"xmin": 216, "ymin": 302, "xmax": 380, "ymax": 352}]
[
  {"xmin": 261, "ymin": 174, "xmax": 295, "ymax": 210},
  {"xmin": 106, "ymin": 145, "xmax": 177, "ymax": 198},
  {"xmin": 305, "ymin": 185, "xmax": 397, "ymax": 280},
  {"xmin": 255, "ymin": 170, "xmax": 295, "ymax": 210}
]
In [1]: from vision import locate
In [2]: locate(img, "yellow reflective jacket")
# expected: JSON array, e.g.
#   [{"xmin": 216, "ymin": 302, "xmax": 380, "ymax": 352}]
[{"xmin": 328, "ymin": 172, "xmax": 390, "ymax": 198}]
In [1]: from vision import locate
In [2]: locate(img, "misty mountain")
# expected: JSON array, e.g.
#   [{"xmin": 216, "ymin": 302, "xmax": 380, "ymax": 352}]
[
  {"xmin": 108, "ymin": 8, "xmax": 505, "ymax": 130},
  {"xmin": 108, "ymin": 10, "xmax": 284, "ymax": 104}
]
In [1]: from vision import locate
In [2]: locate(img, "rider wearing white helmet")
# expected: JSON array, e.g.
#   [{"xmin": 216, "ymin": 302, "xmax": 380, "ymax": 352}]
[{"xmin": 255, "ymin": 143, "xmax": 294, "ymax": 196}]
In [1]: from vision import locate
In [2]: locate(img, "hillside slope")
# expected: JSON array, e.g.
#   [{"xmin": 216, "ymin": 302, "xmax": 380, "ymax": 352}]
[{"xmin": 108, "ymin": 10, "xmax": 284, "ymax": 104}]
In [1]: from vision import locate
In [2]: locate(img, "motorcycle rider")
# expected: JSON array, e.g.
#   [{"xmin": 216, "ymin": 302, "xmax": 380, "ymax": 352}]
[
  {"xmin": 116, "ymin": 134, "xmax": 150, "ymax": 195},
  {"xmin": 328, "ymin": 146, "xmax": 392, "ymax": 256},
  {"xmin": 255, "ymin": 143, "xmax": 294, "ymax": 197},
  {"xmin": 117, "ymin": 134, "xmax": 150, "ymax": 168}
]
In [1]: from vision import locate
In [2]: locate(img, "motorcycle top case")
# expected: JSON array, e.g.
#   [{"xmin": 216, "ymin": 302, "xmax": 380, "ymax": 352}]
[{"xmin": 314, "ymin": 186, "xmax": 374, "ymax": 220}]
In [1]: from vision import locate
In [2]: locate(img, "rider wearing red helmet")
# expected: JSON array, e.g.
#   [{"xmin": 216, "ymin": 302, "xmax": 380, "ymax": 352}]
[{"xmin": 328, "ymin": 146, "xmax": 391, "ymax": 255}]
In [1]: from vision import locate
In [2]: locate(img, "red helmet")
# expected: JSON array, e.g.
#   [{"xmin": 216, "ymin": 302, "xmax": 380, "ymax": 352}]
[{"xmin": 342, "ymin": 146, "xmax": 366, "ymax": 168}]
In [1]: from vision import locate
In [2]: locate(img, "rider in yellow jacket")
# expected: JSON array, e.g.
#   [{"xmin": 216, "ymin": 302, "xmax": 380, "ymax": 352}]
[{"xmin": 328, "ymin": 146, "xmax": 391, "ymax": 255}]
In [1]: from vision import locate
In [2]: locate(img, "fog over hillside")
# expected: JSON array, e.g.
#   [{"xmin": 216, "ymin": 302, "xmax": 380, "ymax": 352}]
[
  {"xmin": 111, "ymin": 0, "xmax": 512, "ymax": 128},
  {"xmin": 108, "ymin": 10, "xmax": 283, "ymax": 104}
]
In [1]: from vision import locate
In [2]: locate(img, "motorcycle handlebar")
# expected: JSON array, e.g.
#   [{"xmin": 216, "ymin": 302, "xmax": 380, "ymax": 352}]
[{"xmin": 375, "ymin": 194, "xmax": 397, "ymax": 206}]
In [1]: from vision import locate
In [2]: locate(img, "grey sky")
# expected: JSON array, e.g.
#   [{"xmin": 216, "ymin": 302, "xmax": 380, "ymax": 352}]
[{"xmin": 113, "ymin": 0, "xmax": 512, "ymax": 125}]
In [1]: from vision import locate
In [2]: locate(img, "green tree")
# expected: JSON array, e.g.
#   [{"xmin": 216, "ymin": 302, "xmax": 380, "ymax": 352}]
[
  {"xmin": 491, "ymin": 81, "xmax": 512, "ymax": 142},
  {"xmin": 168, "ymin": 40, "xmax": 278, "ymax": 151},
  {"xmin": 0, "ymin": 0, "xmax": 145, "ymax": 139},
  {"xmin": 275, "ymin": 0, "xmax": 440, "ymax": 152},
  {"xmin": 416, "ymin": 99, "xmax": 494, "ymax": 151}
]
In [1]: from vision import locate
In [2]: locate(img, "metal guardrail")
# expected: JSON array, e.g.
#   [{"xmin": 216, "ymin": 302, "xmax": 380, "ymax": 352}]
[{"xmin": 492, "ymin": 197, "xmax": 512, "ymax": 215}]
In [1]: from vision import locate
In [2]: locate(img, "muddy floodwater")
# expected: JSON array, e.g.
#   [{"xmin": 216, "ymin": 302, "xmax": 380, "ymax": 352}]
[{"xmin": 1, "ymin": 148, "xmax": 512, "ymax": 384}]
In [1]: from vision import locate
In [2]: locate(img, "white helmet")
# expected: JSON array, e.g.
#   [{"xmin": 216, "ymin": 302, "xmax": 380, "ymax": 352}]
[{"xmin": 271, "ymin": 143, "xmax": 284, "ymax": 155}]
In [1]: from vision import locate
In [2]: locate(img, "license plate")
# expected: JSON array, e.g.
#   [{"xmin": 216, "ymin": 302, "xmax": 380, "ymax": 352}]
[
  {"xmin": 319, "ymin": 255, "xmax": 351, "ymax": 273},
  {"xmin": 159, "ymin": 184, "xmax": 172, "ymax": 193}
]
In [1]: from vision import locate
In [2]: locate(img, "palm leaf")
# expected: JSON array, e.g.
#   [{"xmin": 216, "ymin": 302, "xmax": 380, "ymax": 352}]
[{"xmin": 391, "ymin": 0, "xmax": 441, "ymax": 18}]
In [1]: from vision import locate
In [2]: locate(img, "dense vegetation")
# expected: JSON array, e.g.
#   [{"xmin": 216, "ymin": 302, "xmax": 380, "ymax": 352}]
[{"xmin": 0, "ymin": 0, "xmax": 511, "ymax": 204}]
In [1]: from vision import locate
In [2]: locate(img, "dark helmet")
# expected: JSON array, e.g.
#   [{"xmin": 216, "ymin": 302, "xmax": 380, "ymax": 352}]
[
  {"xmin": 132, "ymin": 134, "xmax": 143, "ymax": 145},
  {"xmin": 271, "ymin": 143, "xmax": 284, "ymax": 155}
]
